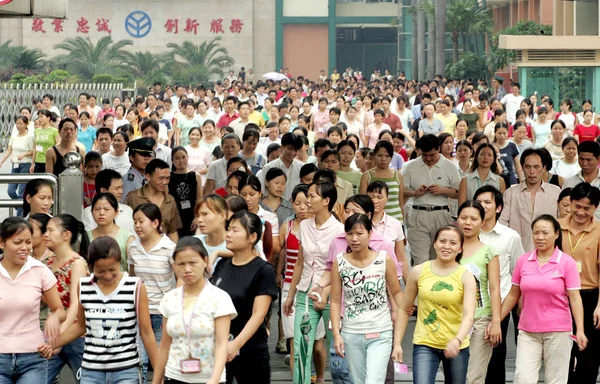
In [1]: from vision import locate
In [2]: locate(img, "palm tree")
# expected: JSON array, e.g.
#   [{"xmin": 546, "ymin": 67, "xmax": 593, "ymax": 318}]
[
  {"xmin": 166, "ymin": 37, "xmax": 235, "ymax": 84},
  {"xmin": 416, "ymin": 0, "xmax": 426, "ymax": 80},
  {"xmin": 11, "ymin": 47, "xmax": 46, "ymax": 71},
  {"xmin": 411, "ymin": 0, "xmax": 419, "ymax": 80},
  {"xmin": 127, "ymin": 51, "xmax": 168, "ymax": 78},
  {"xmin": 435, "ymin": 0, "xmax": 447, "ymax": 75},
  {"xmin": 446, "ymin": 0, "xmax": 494, "ymax": 63},
  {"xmin": 53, "ymin": 36, "xmax": 133, "ymax": 81},
  {"xmin": 423, "ymin": 0, "xmax": 436, "ymax": 79}
]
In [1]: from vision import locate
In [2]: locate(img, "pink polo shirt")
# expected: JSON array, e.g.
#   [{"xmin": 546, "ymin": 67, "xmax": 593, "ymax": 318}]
[
  {"xmin": 512, "ymin": 247, "xmax": 580, "ymax": 333},
  {"xmin": 326, "ymin": 230, "xmax": 401, "ymax": 278},
  {"xmin": 297, "ymin": 215, "xmax": 344, "ymax": 292},
  {"xmin": 0, "ymin": 256, "xmax": 57, "ymax": 353}
]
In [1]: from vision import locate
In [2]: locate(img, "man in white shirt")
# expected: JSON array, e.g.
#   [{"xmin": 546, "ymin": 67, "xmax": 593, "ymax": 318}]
[
  {"xmin": 474, "ymin": 185, "xmax": 524, "ymax": 384},
  {"xmin": 402, "ymin": 134, "xmax": 461, "ymax": 264},
  {"xmin": 229, "ymin": 101, "xmax": 251, "ymax": 139},
  {"xmin": 83, "ymin": 169, "xmax": 135, "ymax": 235},
  {"xmin": 141, "ymin": 120, "xmax": 172, "ymax": 168},
  {"xmin": 255, "ymin": 82, "xmax": 268, "ymax": 107},
  {"xmin": 500, "ymin": 82, "xmax": 525, "ymax": 124},
  {"xmin": 257, "ymin": 133, "xmax": 304, "ymax": 200},
  {"xmin": 42, "ymin": 93, "xmax": 61, "ymax": 117},
  {"xmin": 226, "ymin": 70, "xmax": 238, "ymax": 84}
]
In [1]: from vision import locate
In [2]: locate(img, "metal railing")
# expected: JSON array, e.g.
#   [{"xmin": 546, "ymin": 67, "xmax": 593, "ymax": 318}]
[{"xmin": 0, "ymin": 174, "xmax": 59, "ymax": 217}]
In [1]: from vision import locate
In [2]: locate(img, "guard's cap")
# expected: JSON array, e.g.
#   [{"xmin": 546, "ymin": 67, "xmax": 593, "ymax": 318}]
[
  {"xmin": 127, "ymin": 137, "xmax": 155, "ymax": 156},
  {"xmin": 494, "ymin": 75, "xmax": 504, "ymax": 83}
]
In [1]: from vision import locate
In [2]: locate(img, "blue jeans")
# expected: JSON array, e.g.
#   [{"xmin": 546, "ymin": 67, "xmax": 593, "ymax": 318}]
[
  {"xmin": 413, "ymin": 344, "xmax": 469, "ymax": 384},
  {"xmin": 139, "ymin": 314, "xmax": 163, "ymax": 383},
  {"xmin": 80, "ymin": 366, "xmax": 141, "ymax": 384},
  {"xmin": 330, "ymin": 342, "xmax": 353, "ymax": 384},
  {"xmin": 47, "ymin": 337, "xmax": 84, "ymax": 384},
  {"xmin": 342, "ymin": 330, "xmax": 392, "ymax": 384},
  {"xmin": 0, "ymin": 353, "xmax": 48, "ymax": 384}
]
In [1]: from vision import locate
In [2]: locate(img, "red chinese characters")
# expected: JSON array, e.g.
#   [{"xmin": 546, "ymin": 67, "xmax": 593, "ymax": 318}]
[
  {"xmin": 32, "ymin": 18, "xmax": 46, "ymax": 33},
  {"xmin": 165, "ymin": 19, "xmax": 179, "ymax": 34},
  {"xmin": 210, "ymin": 18, "xmax": 224, "ymax": 34},
  {"xmin": 51, "ymin": 19, "xmax": 64, "ymax": 33},
  {"xmin": 96, "ymin": 18, "xmax": 111, "ymax": 33},
  {"xmin": 229, "ymin": 18, "xmax": 243, "ymax": 34},
  {"xmin": 76, "ymin": 17, "xmax": 90, "ymax": 33},
  {"xmin": 184, "ymin": 18, "xmax": 199, "ymax": 35}
]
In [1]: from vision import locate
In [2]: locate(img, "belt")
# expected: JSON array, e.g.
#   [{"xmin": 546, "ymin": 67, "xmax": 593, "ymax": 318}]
[{"xmin": 412, "ymin": 205, "xmax": 450, "ymax": 212}]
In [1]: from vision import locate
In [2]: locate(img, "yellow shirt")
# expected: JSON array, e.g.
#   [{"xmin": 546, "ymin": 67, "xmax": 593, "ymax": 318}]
[
  {"xmin": 249, "ymin": 110, "xmax": 266, "ymax": 128},
  {"xmin": 435, "ymin": 113, "xmax": 458, "ymax": 135},
  {"xmin": 413, "ymin": 261, "xmax": 470, "ymax": 350}
]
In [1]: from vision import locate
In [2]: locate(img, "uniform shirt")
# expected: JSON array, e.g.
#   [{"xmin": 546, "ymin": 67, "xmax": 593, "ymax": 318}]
[
  {"xmin": 402, "ymin": 155, "xmax": 461, "ymax": 207},
  {"xmin": 499, "ymin": 181, "xmax": 561, "ymax": 252},
  {"xmin": 121, "ymin": 167, "xmax": 145, "ymax": 203},
  {"xmin": 559, "ymin": 215, "xmax": 600, "ymax": 290},
  {"xmin": 512, "ymin": 248, "xmax": 580, "ymax": 333},
  {"xmin": 124, "ymin": 185, "xmax": 183, "ymax": 235},
  {"xmin": 479, "ymin": 222, "xmax": 525, "ymax": 300}
]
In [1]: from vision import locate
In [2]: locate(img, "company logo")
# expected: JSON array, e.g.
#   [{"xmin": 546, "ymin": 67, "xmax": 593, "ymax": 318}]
[
  {"xmin": 124, "ymin": 11, "xmax": 151, "ymax": 38},
  {"xmin": 0, "ymin": 0, "xmax": 14, "ymax": 5}
]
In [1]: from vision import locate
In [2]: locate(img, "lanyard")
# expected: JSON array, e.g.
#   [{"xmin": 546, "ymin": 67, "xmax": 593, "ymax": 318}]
[
  {"xmin": 181, "ymin": 288, "xmax": 202, "ymax": 357},
  {"xmin": 568, "ymin": 231, "xmax": 586, "ymax": 255}
]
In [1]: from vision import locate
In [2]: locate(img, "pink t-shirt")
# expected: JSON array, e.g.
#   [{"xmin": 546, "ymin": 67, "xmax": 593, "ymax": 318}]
[
  {"xmin": 512, "ymin": 247, "xmax": 580, "ymax": 333},
  {"xmin": 0, "ymin": 257, "xmax": 57, "ymax": 353}
]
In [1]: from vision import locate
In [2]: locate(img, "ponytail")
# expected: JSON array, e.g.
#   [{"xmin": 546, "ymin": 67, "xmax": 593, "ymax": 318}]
[
  {"xmin": 52, "ymin": 214, "xmax": 90, "ymax": 260},
  {"xmin": 262, "ymin": 221, "xmax": 273, "ymax": 262}
]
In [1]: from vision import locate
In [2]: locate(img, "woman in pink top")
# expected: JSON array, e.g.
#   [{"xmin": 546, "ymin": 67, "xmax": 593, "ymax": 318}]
[
  {"xmin": 311, "ymin": 98, "xmax": 330, "ymax": 135},
  {"xmin": 0, "ymin": 217, "xmax": 65, "ymax": 384},
  {"xmin": 284, "ymin": 180, "xmax": 344, "ymax": 384},
  {"xmin": 500, "ymin": 214, "xmax": 587, "ymax": 384},
  {"xmin": 365, "ymin": 109, "xmax": 391, "ymax": 148}
]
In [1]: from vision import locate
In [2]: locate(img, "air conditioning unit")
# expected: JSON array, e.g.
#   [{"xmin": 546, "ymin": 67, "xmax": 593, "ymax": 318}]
[{"xmin": 0, "ymin": 0, "xmax": 67, "ymax": 19}]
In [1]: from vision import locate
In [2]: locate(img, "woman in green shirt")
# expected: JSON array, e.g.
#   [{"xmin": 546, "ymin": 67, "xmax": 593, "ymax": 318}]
[
  {"xmin": 32, "ymin": 110, "xmax": 59, "ymax": 173},
  {"xmin": 458, "ymin": 99, "xmax": 480, "ymax": 132}
]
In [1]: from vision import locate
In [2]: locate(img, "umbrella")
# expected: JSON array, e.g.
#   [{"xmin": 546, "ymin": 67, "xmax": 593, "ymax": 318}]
[
  {"xmin": 297, "ymin": 293, "xmax": 313, "ymax": 384},
  {"xmin": 262, "ymin": 72, "xmax": 289, "ymax": 81}
]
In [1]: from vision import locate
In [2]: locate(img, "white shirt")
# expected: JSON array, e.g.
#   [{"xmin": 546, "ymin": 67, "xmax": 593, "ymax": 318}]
[
  {"xmin": 154, "ymin": 144, "xmax": 172, "ymax": 168},
  {"xmin": 82, "ymin": 203, "xmax": 135, "ymax": 236},
  {"xmin": 205, "ymin": 158, "xmax": 228, "ymax": 190},
  {"xmin": 102, "ymin": 152, "xmax": 131, "ymax": 176},
  {"xmin": 257, "ymin": 157, "xmax": 305, "ymax": 201},
  {"xmin": 500, "ymin": 94, "xmax": 525, "ymax": 124},
  {"xmin": 401, "ymin": 155, "xmax": 461, "ymax": 206},
  {"xmin": 479, "ymin": 222, "xmax": 525, "ymax": 300}
]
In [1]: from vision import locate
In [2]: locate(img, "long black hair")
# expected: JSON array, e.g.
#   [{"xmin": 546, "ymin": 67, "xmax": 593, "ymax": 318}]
[
  {"xmin": 531, "ymin": 214, "xmax": 563, "ymax": 251},
  {"xmin": 51, "ymin": 214, "xmax": 90, "ymax": 259},
  {"xmin": 23, "ymin": 179, "xmax": 53, "ymax": 217}
]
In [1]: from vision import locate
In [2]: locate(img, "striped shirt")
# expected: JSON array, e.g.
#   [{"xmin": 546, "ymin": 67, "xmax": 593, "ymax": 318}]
[
  {"xmin": 80, "ymin": 273, "xmax": 140, "ymax": 371},
  {"xmin": 128, "ymin": 235, "xmax": 176, "ymax": 315},
  {"xmin": 367, "ymin": 170, "xmax": 404, "ymax": 222},
  {"xmin": 284, "ymin": 219, "xmax": 299, "ymax": 285}
]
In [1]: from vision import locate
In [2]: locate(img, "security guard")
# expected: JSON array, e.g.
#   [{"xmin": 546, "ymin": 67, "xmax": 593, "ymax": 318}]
[{"xmin": 122, "ymin": 137, "xmax": 155, "ymax": 203}]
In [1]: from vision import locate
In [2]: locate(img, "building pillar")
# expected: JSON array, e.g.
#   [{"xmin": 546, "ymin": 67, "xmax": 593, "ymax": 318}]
[
  {"xmin": 594, "ymin": 67, "xmax": 600, "ymax": 110},
  {"xmin": 276, "ymin": 0, "xmax": 283, "ymax": 70},
  {"xmin": 519, "ymin": 66, "xmax": 528, "ymax": 98}
]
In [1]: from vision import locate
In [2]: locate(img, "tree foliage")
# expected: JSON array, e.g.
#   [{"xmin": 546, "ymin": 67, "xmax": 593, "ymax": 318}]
[
  {"xmin": 166, "ymin": 37, "xmax": 235, "ymax": 85},
  {"xmin": 488, "ymin": 20, "xmax": 552, "ymax": 72},
  {"xmin": 446, "ymin": 0, "xmax": 494, "ymax": 63},
  {"xmin": 445, "ymin": 52, "xmax": 490, "ymax": 81}
]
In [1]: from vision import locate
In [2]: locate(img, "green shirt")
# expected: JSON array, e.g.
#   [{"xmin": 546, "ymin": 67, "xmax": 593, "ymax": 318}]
[
  {"xmin": 337, "ymin": 170, "xmax": 362, "ymax": 194},
  {"xmin": 458, "ymin": 112, "xmax": 479, "ymax": 131},
  {"xmin": 460, "ymin": 245, "xmax": 496, "ymax": 319},
  {"xmin": 34, "ymin": 127, "xmax": 59, "ymax": 163}
]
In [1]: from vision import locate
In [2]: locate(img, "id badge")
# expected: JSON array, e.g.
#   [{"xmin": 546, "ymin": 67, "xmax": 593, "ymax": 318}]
[
  {"xmin": 36, "ymin": 145, "xmax": 43, "ymax": 153},
  {"xmin": 394, "ymin": 362, "xmax": 409, "ymax": 374},
  {"xmin": 365, "ymin": 332, "xmax": 380, "ymax": 340},
  {"xmin": 577, "ymin": 261, "xmax": 582, "ymax": 274},
  {"xmin": 181, "ymin": 200, "xmax": 191, "ymax": 210},
  {"xmin": 181, "ymin": 357, "xmax": 201, "ymax": 374},
  {"xmin": 13, "ymin": 163, "xmax": 19, "ymax": 169}
]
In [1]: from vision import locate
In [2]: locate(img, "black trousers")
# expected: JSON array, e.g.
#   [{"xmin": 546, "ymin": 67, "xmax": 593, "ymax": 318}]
[
  {"xmin": 226, "ymin": 350, "xmax": 271, "ymax": 384},
  {"xmin": 568, "ymin": 289, "xmax": 600, "ymax": 384},
  {"xmin": 485, "ymin": 307, "xmax": 520, "ymax": 384}
]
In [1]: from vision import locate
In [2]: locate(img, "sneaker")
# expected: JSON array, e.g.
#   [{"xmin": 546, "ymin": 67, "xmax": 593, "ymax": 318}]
[
  {"xmin": 276, "ymin": 339, "xmax": 288, "ymax": 354},
  {"xmin": 283, "ymin": 354, "xmax": 290, "ymax": 366}
]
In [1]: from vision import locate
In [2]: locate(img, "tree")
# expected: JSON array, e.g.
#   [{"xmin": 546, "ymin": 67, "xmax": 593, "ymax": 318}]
[
  {"xmin": 445, "ymin": 52, "xmax": 489, "ymax": 81},
  {"xmin": 435, "ymin": 0, "xmax": 446, "ymax": 75},
  {"xmin": 488, "ymin": 20, "xmax": 552, "ymax": 72},
  {"xmin": 11, "ymin": 47, "xmax": 46, "ymax": 71},
  {"xmin": 53, "ymin": 36, "xmax": 133, "ymax": 81},
  {"xmin": 416, "ymin": 0, "xmax": 426, "ymax": 79},
  {"xmin": 166, "ymin": 37, "xmax": 235, "ymax": 84},
  {"xmin": 446, "ymin": 0, "xmax": 494, "ymax": 63},
  {"xmin": 423, "ymin": 0, "xmax": 436, "ymax": 79},
  {"xmin": 126, "ymin": 51, "xmax": 169, "ymax": 84},
  {"xmin": 411, "ymin": 0, "xmax": 419, "ymax": 80}
]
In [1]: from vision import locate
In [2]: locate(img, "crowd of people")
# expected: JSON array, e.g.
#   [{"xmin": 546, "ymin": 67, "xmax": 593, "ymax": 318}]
[{"xmin": 1, "ymin": 70, "xmax": 600, "ymax": 384}]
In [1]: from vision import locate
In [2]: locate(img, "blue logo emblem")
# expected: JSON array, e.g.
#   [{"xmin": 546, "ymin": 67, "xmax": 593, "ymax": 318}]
[{"xmin": 125, "ymin": 11, "xmax": 151, "ymax": 38}]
